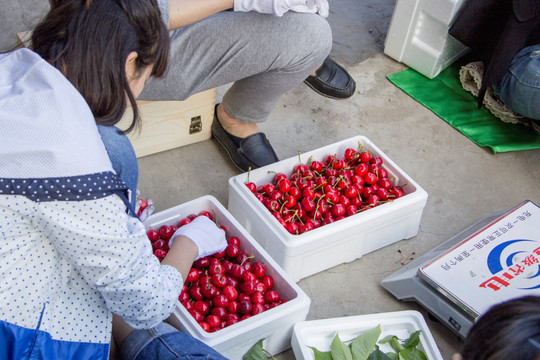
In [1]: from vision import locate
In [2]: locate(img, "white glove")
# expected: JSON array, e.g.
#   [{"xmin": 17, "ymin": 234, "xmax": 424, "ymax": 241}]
[
  {"xmin": 234, "ymin": 0, "xmax": 329, "ymax": 18},
  {"xmin": 290, "ymin": 0, "xmax": 329, "ymax": 18},
  {"xmin": 169, "ymin": 215, "xmax": 227, "ymax": 260}
]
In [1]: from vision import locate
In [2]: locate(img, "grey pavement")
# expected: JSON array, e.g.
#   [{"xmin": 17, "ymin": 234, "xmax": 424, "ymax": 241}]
[{"xmin": 2, "ymin": 1, "xmax": 540, "ymax": 359}]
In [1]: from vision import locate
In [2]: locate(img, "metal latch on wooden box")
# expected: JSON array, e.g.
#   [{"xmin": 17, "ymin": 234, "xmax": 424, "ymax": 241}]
[{"xmin": 190, "ymin": 116, "xmax": 202, "ymax": 134}]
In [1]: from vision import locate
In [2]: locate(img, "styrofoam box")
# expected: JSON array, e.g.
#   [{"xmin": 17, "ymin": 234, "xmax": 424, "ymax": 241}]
[
  {"xmin": 228, "ymin": 136, "xmax": 428, "ymax": 282},
  {"xmin": 383, "ymin": 0, "xmax": 469, "ymax": 79},
  {"xmin": 142, "ymin": 195, "xmax": 311, "ymax": 359},
  {"xmin": 291, "ymin": 311, "xmax": 443, "ymax": 360}
]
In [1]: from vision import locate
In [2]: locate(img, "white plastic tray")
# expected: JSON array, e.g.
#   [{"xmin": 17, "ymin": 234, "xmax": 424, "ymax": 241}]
[
  {"xmin": 143, "ymin": 195, "xmax": 311, "ymax": 359},
  {"xmin": 292, "ymin": 311, "xmax": 443, "ymax": 360},
  {"xmin": 228, "ymin": 135, "xmax": 428, "ymax": 281}
]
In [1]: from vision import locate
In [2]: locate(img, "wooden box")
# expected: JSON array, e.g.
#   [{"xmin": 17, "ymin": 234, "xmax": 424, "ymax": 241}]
[{"xmin": 116, "ymin": 89, "xmax": 216, "ymax": 158}]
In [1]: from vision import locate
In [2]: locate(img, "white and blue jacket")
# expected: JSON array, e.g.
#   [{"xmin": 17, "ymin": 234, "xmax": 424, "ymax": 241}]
[{"xmin": 0, "ymin": 49, "xmax": 183, "ymax": 359}]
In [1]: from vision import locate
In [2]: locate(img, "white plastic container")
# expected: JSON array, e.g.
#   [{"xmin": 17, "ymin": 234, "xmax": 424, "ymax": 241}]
[
  {"xmin": 143, "ymin": 195, "xmax": 311, "ymax": 359},
  {"xmin": 383, "ymin": 0, "xmax": 469, "ymax": 79},
  {"xmin": 291, "ymin": 311, "xmax": 443, "ymax": 360},
  {"xmin": 228, "ymin": 135, "xmax": 428, "ymax": 282}
]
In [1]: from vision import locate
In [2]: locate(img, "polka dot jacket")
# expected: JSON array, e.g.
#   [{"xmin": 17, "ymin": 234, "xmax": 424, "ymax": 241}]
[{"xmin": 0, "ymin": 49, "xmax": 184, "ymax": 359}]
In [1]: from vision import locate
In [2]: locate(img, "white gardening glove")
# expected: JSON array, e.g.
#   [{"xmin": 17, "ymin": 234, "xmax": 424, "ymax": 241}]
[
  {"xmin": 234, "ymin": 0, "xmax": 329, "ymax": 18},
  {"xmin": 168, "ymin": 216, "xmax": 227, "ymax": 260},
  {"xmin": 289, "ymin": 0, "xmax": 329, "ymax": 17}
]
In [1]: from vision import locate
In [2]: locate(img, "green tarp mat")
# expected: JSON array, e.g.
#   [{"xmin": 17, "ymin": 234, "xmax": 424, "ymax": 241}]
[{"xmin": 387, "ymin": 62, "xmax": 540, "ymax": 153}]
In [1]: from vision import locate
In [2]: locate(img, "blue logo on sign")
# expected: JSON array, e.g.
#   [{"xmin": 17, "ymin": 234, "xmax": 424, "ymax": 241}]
[{"xmin": 486, "ymin": 239, "xmax": 540, "ymax": 290}]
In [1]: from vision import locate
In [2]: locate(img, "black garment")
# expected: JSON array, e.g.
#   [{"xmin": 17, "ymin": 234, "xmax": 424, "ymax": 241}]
[{"xmin": 449, "ymin": 0, "xmax": 540, "ymax": 106}]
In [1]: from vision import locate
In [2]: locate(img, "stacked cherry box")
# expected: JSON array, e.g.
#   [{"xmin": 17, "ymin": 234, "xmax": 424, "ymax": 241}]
[
  {"xmin": 291, "ymin": 311, "xmax": 444, "ymax": 360},
  {"xmin": 142, "ymin": 195, "xmax": 311, "ymax": 359},
  {"xmin": 228, "ymin": 135, "xmax": 428, "ymax": 282}
]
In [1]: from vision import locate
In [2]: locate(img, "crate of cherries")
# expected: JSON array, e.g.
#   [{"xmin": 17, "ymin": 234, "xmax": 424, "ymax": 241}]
[
  {"xmin": 146, "ymin": 212, "xmax": 286, "ymax": 333},
  {"xmin": 245, "ymin": 144, "xmax": 405, "ymax": 235},
  {"xmin": 143, "ymin": 196, "xmax": 310, "ymax": 358},
  {"xmin": 227, "ymin": 135, "xmax": 428, "ymax": 282}
]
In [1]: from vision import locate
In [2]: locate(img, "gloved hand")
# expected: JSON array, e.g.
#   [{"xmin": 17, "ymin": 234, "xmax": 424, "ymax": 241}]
[
  {"xmin": 169, "ymin": 216, "xmax": 227, "ymax": 260},
  {"xmin": 234, "ymin": 0, "xmax": 329, "ymax": 18}
]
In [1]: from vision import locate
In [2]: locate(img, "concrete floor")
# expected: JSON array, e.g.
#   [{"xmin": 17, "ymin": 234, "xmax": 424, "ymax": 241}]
[{"xmin": 3, "ymin": 1, "xmax": 540, "ymax": 359}]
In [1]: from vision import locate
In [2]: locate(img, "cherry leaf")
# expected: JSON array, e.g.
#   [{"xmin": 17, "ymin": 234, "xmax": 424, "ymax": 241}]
[
  {"xmin": 330, "ymin": 333, "xmax": 353, "ymax": 360},
  {"xmin": 402, "ymin": 331, "xmax": 421, "ymax": 349},
  {"xmin": 310, "ymin": 347, "xmax": 333, "ymax": 360},
  {"xmin": 366, "ymin": 345, "xmax": 392, "ymax": 360},
  {"xmin": 397, "ymin": 347, "xmax": 428, "ymax": 360},
  {"xmin": 242, "ymin": 339, "xmax": 267, "ymax": 360},
  {"xmin": 351, "ymin": 325, "xmax": 382, "ymax": 360}
]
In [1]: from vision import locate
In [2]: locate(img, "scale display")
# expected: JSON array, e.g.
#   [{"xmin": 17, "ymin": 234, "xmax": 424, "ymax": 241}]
[
  {"xmin": 418, "ymin": 200, "xmax": 540, "ymax": 318},
  {"xmin": 382, "ymin": 200, "xmax": 540, "ymax": 338}
]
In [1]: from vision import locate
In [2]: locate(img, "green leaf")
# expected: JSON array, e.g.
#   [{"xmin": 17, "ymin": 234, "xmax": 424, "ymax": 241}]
[
  {"xmin": 330, "ymin": 333, "xmax": 353, "ymax": 360},
  {"xmin": 398, "ymin": 347, "xmax": 428, "ymax": 360},
  {"xmin": 243, "ymin": 339, "xmax": 268, "ymax": 360},
  {"xmin": 378, "ymin": 335, "xmax": 397, "ymax": 344},
  {"xmin": 351, "ymin": 325, "xmax": 382, "ymax": 360},
  {"xmin": 388, "ymin": 338, "xmax": 405, "ymax": 353},
  {"xmin": 310, "ymin": 347, "xmax": 334, "ymax": 360},
  {"xmin": 366, "ymin": 345, "xmax": 392, "ymax": 360},
  {"xmin": 386, "ymin": 352, "xmax": 398, "ymax": 360},
  {"xmin": 402, "ymin": 331, "xmax": 422, "ymax": 349}
]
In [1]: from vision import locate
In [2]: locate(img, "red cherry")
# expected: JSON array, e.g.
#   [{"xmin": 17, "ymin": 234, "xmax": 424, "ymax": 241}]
[
  {"xmin": 152, "ymin": 239, "xmax": 166, "ymax": 251},
  {"xmin": 344, "ymin": 148, "xmax": 359, "ymax": 162},
  {"xmin": 261, "ymin": 275, "xmax": 274, "ymax": 290},
  {"xmin": 211, "ymin": 306, "xmax": 228, "ymax": 321},
  {"xmin": 360, "ymin": 151, "xmax": 371, "ymax": 163},
  {"xmin": 158, "ymin": 225, "xmax": 174, "ymax": 241},
  {"xmin": 153, "ymin": 249, "xmax": 167, "ymax": 261},
  {"xmin": 251, "ymin": 303, "xmax": 265, "ymax": 316},
  {"xmin": 227, "ymin": 236, "xmax": 241, "ymax": 247},
  {"xmin": 146, "ymin": 229, "xmax": 159, "ymax": 242},
  {"xmin": 193, "ymin": 300, "xmax": 209, "ymax": 314},
  {"xmin": 245, "ymin": 182, "xmax": 257, "ymax": 192},
  {"xmin": 265, "ymin": 290, "xmax": 281, "ymax": 303},
  {"xmin": 189, "ymin": 309, "xmax": 204, "ymax": 323},
  {"xmin": 277, "ymin": 178, "xmax": 291, "ymax": 193},
  {"xmin": 198, "ymin": 211, "xmax": 213, "ymax": 220},
  {"xmin": 309, "ymin": 160, "xmax": 324, "ymax": 173},
  {"xmin": 206, "ymin": 314, "xmax": 221, "ymax": 329},
  {"xmin": 212, "ymin": 294, "xmax": 230, "ymax": 308},
  {"xmin": 186, "ymin": 267, "xmax": 200, "ymax": 283},
  {"xmin": 222, "ymin": 285, "xmax": 238, "ymax": 301}
]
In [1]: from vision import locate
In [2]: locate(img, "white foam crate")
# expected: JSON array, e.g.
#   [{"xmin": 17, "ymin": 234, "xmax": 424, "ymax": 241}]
[
  {"xmin": 142, "ymin": 195, "xmax": 311, "ymax": 359},
  {"xmin": 384, "ymin": 0, "xmax": 469, "ymax": 79},
  {"xmin": 228, "ymin": 135, "xmax": 428, "ymax": 282},
  {"xmin": 291, "ymin": 311, "xmax": 443, "ymax": 360}
]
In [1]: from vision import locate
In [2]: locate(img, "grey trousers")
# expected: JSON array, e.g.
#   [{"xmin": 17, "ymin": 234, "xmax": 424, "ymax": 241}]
[{"xmin": 139, "ymin": 11, "xmax": 332, "ymax": 124}]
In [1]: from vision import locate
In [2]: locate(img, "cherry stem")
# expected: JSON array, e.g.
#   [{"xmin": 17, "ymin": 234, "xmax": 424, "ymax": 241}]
[{"xmin": 212, "ymin": 209, "xmax": 220, "ymax": 228}]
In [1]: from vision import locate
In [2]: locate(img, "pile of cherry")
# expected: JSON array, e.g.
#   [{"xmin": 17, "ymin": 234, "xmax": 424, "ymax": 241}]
[
  {"xmin": 245, "ymin": 146, "xmax": 406, "ymax": 235},
  {"xmin": 146, "ymin": 211, "xmax": 285, "ymax": 333}
]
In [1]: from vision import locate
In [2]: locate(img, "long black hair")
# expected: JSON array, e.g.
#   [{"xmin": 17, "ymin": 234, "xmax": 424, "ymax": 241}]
[
  {"xmin": 31, "ymin": 0, "xmax": 170, "ymax": 132},
  {"xmin": 461, "ymin": 296, "xmax": 540, "ymax": 360}
]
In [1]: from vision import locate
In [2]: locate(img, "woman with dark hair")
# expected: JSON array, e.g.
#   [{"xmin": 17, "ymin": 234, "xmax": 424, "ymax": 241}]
[
  {"xmin": 452, "ymin": 296, "xmax": 540, "ymax": 360},
  {"xmin": 0, "ymin": 1, "xmax": 228, "ymax": 359}
]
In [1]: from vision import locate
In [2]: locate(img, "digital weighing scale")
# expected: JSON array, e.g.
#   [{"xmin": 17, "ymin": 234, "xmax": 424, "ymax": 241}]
[{"xmin": 382, "ymin": 200, "xmax": 540, "ymax": 339}]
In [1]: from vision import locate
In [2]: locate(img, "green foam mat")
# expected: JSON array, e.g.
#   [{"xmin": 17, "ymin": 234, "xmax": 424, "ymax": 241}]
[{"xmin": 387, "ymin": 62, "xmax": 540, "ymax": 153}]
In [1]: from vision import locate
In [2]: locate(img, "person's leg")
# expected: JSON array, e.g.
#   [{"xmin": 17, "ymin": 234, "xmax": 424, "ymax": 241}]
[
  {"xmin": 97, "ymin": 125, "xmax": 138, "ymax": 210},
  {"xmin": 494, "ymin": 44, "xmax": 540, "ymax": 121},
  {"xmin": 115, "ymin": 317, "xmax": 229, "ymax": 360},
  {"xmin": 140, "ymin": 11, "xmax": 332, "ymax": 124},
  {"xmin": 140, "ymin": 11, "xmax": 331, "ymax": 170}
]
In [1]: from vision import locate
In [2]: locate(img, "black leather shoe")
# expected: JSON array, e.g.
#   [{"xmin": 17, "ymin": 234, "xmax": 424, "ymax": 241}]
[
  {"xmin": 304, "ymin": 57, "xmax": 356, "ymax": 99},
  {"xmin": 211, "ymin": 105, "xmax": 279, "ymax": 172}
]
